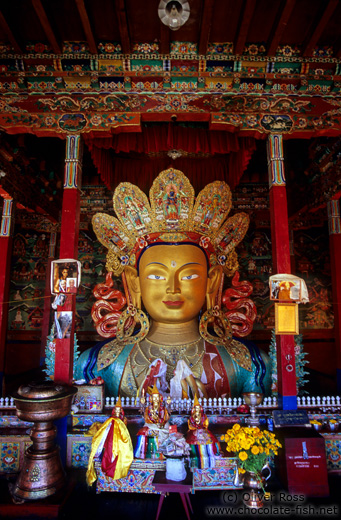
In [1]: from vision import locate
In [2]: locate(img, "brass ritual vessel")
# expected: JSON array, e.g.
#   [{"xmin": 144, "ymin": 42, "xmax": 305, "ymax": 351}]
[
  {"xmin": 243, "ymin": 471, "xmax": 265, "ymax": 508},
  {"xmin": 11, "ymin": 381, "xmax": 77, "ymax": 501},
  {"xmin": 242, "ymin": 392, "xmax": 263, "ymax": 426}
]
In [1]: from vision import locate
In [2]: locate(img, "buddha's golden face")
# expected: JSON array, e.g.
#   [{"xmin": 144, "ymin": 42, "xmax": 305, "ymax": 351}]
[{"xmin": 138, "ymin": 244, "xmax": 208, "ymax": 324}]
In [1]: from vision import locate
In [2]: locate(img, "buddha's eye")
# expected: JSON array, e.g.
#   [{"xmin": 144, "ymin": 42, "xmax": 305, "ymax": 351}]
[
  {"xmin": 147, "ymin": 274, "xmax": 166, "ymax": 280},
  {"xmin": 181, "ymin": 274, "xmax": 199, "ymax": 280}
]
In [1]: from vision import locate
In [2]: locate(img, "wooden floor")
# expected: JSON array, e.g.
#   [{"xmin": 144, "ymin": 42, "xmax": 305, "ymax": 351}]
[
  {"xmin": 0, "ymin": 474, "xmax": 76, "ymax": 519},
  {"xmin": 1, "ymin": 469, "xmax": 341, "ymax": 520}
]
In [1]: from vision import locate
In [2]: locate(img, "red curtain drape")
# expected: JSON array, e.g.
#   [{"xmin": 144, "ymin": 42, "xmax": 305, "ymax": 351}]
[{"xmin": 84, "ymin": 126, "xmax": 256, "ymax": 192}]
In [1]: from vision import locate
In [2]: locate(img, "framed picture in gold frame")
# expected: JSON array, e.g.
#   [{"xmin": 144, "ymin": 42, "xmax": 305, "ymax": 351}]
[{"xmin": 275, "ymin": 302, "xmax": 299, "ymax": 335}]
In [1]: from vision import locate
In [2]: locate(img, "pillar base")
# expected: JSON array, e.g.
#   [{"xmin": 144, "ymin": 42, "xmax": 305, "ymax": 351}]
[{"xmin": 278, "ymin": 394, "xmax": 297, "ymax": 410}]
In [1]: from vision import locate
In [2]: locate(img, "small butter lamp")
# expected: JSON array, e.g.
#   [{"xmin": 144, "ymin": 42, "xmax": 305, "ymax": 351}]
[
  {"xmin": 242, "ymin": 392, "xmax": 263, "ymax": 427},
  {"xmin": 327, "ymin": 420, "xmax": 339, "ymax": 433}
]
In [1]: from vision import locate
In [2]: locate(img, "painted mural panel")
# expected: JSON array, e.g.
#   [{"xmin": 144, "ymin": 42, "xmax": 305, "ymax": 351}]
[
  {"xmin": 75, "ymin": 185, "xmax": 113, "ymax": 332},
  {"xmin": 237, "ymin": 228, "xmax": 274, "ymax": 330},
  {"xmin": 293, "ymin": 226, "xmax": 333, "ymax": 330},
  {"xmin": 8, "ymin": 229, "xmax": 49, "ymax": 330},
  {"xmin": 233, "ymin": 182, "xmax": 273, "ymax": 331},
  {"xmin": 75, "ymin": 229, "xmax": 107, "ymax": 331},
  {"xmin": 234, "ymin": 184, "xmax": 333, "ymax": 331}
]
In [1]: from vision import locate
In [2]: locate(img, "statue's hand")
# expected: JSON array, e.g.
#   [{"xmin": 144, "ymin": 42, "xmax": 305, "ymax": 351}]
[
  {"xmin": 195, "ymin": 378, "xmax": 208, "ymax": 398},
  {"xmin": 182, "ymin": 374, "xmax": 208, "ymax": 399},
  {"xmin": 170, "ymin": 359, "xmax": 208, "ymax": 399}
]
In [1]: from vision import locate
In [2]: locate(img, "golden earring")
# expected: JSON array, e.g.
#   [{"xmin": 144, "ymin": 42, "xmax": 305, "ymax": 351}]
[
  {"xmin": 199, "ymin": 305, "xmax": 232, "ymax": 346},
  {"xmin": 116, "ymin": 304, "xmax": 150, "ymax": 345}
]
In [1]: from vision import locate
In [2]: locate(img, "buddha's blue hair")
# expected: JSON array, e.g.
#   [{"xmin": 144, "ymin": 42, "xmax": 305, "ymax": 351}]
[
  {"xmin": 83, "ymin": 338, "xmax": 112, "ymax": 381},
  {"xmin": 235, "ymin": 337, "xmax": 267, "ymax": 394}
]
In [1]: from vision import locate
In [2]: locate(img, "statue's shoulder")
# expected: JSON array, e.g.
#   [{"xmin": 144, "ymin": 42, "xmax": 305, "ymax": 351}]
[
  {"xmin": 97, "ymin": 339, "xmax": 134, "ymax": 371},
  {"xmin": 212, "ymin": 339, "xmax": 271, "ymax": 396},
  {"xmin": 215, "ymin": 338, "xmax": 253, "ymax": 372}
]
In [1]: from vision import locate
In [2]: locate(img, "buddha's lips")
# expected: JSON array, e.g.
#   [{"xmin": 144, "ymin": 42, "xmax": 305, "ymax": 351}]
[{"xmin": 162, "ymin": 300, "xmax": 184, "ymax": 307}]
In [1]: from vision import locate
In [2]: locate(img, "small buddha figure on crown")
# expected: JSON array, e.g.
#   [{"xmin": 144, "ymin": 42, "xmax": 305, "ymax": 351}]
[{"xmin": 75, "ymin": 168, "xmax": 271, "ymax": 399}]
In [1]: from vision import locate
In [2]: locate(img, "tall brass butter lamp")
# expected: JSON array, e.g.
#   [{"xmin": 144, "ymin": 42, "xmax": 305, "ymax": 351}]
[{"xmin": 11, "ymin": 381, "xmax": 77, "ymax": 501}]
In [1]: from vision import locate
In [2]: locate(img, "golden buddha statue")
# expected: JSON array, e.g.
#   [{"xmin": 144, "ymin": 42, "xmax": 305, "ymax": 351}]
[{"xmin": 75, "ymin": 168, "xmax": 271, "ymax": 398}]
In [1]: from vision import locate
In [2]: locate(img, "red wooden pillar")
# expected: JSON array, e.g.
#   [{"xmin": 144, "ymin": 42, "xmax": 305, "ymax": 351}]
[
  {"xmin": 53, "ymin": 135, "xmax": 82, "ymax": 385},
  {"xmin": 40, "ymin": 232, "xmax": 57, "ymax": 364},
  {"xmin": 0, "ymin": 197, "xmax": 14, "ymax": 395},
  {"xmin": 327, "ymin": 200, "xmax": 341, "ymax": 392},
  {"xmin": 289, "ymin": 229, "xmax": 296, "ymax": 273},
  {"xmin": 267, "ymin": 134, "xmax": 297, "ymax": 410}
]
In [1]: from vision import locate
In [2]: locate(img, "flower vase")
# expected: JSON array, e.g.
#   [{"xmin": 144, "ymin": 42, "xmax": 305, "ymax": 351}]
[{"xmin": 242, "ymin": 471, "xmax": 265, "ymax": 508}]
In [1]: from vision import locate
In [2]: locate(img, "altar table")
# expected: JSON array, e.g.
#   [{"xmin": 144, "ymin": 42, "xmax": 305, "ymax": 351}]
[{"xmin": 152, "ymin": 471, "xmax": 193, "ymax": 520}]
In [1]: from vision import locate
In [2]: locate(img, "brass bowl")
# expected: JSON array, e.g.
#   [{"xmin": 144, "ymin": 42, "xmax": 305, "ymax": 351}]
[
  {"xmin": 242, "ymin": 392, "xmax": 264, "ymax": 407},
  {"xmin": 12, "ymin": 381, "xmax": 77, "ymax": 423}
]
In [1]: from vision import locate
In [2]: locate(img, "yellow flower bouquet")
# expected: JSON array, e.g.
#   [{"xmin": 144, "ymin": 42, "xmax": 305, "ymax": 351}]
[{"xmin": 221, "ymin": 424, "xmax": 282, "ymax": 479}]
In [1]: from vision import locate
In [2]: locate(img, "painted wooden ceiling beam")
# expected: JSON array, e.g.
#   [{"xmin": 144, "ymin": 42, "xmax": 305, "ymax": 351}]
[
  {"xmin": 199, "ymin": 0, "xmax": 215, "ymax": 56},
  {"xmin": 115, "ymin": 0, "xmax": 131, "ymax": 55},
  {"xmin": 0, "ymin": 10, "xmax": 22, "ymax": 54},
  {"xmin": 31, "ymin": 0, "xmax": 61, "ymax": 54},
  {"xmin": 303, "ymin": 0, "xmax": 339, "ymax": 57},
  {"xmin": 234, "ymin": 0, "xmax": 257, "ymax": 56},
  {"xmin": 75, "ymin": 0, "xmax": 97, "ymax": 54},
  {"xmin": 0, "ymin": 166, "xmax": 59, "ymax": 222},
  {"xmin": 267, "ymin": 0, "xmax": 296, "ymax": 56}
]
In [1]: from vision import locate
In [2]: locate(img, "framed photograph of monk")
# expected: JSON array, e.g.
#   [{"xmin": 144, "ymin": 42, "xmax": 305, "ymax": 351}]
[
  {"xmin": 51, "ymin": 259, "xmax": 81, "ymax": 295},
  {"xmin": 275, "ymin": 302, "xmax": 299, "ymax": 335},
  {"xmin": 270, "ymin": 277, "xmax": 302, "ymax": 302}
]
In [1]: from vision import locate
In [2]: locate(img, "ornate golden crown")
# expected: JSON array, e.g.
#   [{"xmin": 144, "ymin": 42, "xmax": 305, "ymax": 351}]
[{"xmin": 92, "ymin": 168, "xmax": 249, "ymax": 276}]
